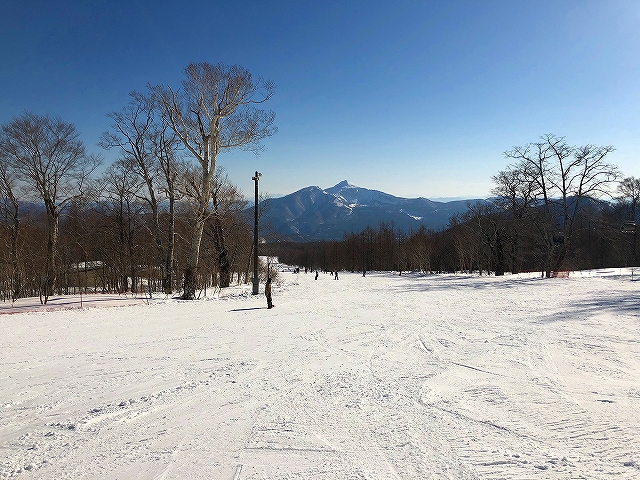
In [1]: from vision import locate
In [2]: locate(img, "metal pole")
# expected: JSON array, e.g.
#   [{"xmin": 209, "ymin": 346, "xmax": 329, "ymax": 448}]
[{"xmin": 252, "ymin": 171, "xmax": 261, "ymax": 295}]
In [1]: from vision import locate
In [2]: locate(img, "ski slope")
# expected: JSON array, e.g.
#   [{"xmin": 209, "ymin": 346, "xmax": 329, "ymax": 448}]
[{"xmin": 1, "ymin": 269, "xmax": 639, "ymax": 479}]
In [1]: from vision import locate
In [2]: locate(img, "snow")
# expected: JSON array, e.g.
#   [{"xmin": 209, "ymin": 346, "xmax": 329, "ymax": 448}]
[
  {"xmin": 325, "ymin": 181, "xmax": 401, "ymax": 207},
  {"xmin": 0, "ymin": 294, "xmax": 147, "ymax": 315},
  {"xmin": 399, "ymin": 209, "xmax": 423, "ymax": 221},
  {"xmin": 1, "ymin": 269, "xmax": 639, "ymax": 478}
]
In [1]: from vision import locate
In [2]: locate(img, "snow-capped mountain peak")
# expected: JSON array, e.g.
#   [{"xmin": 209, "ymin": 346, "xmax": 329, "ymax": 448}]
[
  {"xmin": 255, "ymin": 181, "xmax": 485, "ymax": 241},
  {"xmin": 324, "ymin": 180, "xmax": 357, "ymax": 194}
]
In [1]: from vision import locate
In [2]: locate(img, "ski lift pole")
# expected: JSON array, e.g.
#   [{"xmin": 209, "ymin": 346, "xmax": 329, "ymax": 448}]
[{"xmin": 252, "ymin": 172, "xmax": 262, "ymax": 295}]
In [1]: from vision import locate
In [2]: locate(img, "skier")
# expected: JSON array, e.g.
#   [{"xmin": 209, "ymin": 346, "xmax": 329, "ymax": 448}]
[
  {"xmin": 265, "ymin": 277, "xmax": 273, "ymax": 309},
  {"xmin": 315, "ymin": 271, "xmax": 318, "ymax": 280}
]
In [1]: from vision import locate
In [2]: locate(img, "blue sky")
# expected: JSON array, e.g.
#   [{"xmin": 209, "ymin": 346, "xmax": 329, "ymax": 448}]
[{"xmin": 2, "ymin": 1, "xmax": 639, "ymax": 200}]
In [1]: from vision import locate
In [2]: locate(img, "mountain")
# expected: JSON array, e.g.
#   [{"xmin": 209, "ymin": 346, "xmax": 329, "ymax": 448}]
[{"xmin": 256, "ymin": 180, "xmax": 485, "ymax": 241}]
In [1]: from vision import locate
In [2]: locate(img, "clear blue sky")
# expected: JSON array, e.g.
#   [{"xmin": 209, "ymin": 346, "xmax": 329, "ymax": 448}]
[{"xmin": 2, "ymin": 0, "xmax": 639, "ymax": 200}]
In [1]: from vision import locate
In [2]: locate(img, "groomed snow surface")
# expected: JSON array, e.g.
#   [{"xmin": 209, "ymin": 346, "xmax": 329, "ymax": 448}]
[{"xmin": 1, "ymin": 268, "xmax": 639, "ymax": 479}]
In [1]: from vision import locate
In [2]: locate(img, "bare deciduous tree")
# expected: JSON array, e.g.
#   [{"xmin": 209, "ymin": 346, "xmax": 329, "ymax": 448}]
[
  {"xmin": 0, "ymin": 150, "xmax": 22, "ymax": 299},
  {"xmin": 150, "ymin": 62, "xmax": 276, "ymax": 299},
  {"xmin": 205, "ymin": 169, "xmax": 248, "ymax": 288},
  {"xmin": 100, "ymin": 92, "xmax": 182, "ymax": 294},
  {"xmin": 96, "ymin": 159, "xmax": 146, "ymax": 292},
  {"xmin": 491, "ymin": 165, "xmax": 538, "ymax": 274},
  {"xmin": 501, "ymin": 134, "xmax": 619, "ymax": 276},
  {"xmin": 0, "ymin": 113, "xmax": 100, "ymax": 302},
  {"xmin": 617, "ymin": 176, "xmax": 640, "ymax": 220},
  {"xmin": 616, "ymin": 176, "xmax": 640, "ymax": 263}
]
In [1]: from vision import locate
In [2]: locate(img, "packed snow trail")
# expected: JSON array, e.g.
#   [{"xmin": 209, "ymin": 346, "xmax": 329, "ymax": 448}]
[{"xmin": 1, "ymin": 270, "xmax": 639, "ymax": 478}]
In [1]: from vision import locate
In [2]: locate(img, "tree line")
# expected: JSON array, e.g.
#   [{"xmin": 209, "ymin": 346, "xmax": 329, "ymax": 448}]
[
  {"xmin": 2, "ymin": 61, "xmax": 638, "ymax": 303},
  {"xmin": 266, "ymin": 136, "xmax": 639, "ymax": 277},
  {"xmin": 0, "ymin": 62, "xmax": 275, "ymax": 303}
]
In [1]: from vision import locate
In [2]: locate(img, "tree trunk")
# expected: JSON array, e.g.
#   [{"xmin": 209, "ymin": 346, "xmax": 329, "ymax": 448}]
[
  {"xmin": 8, "ymin": 204, "xmax": 20, "ymax": 300},
  {"xmin": 210, "ymin": 214, "xmax": 231, "ymax": 288},
  {"xmin": 245, "ymin": 243, "xmax": 253, "ymax": 285},
  {"xmin": 182, "ymin": 217, "xmax": 206, "ymax": 299},
  {"xmin": 511, "ymin": 231, "xmax": 520, "ymax": 274},
  {"xmin": 217, "ymin": 245, "xmax": 230, "ymax": 288},
  {"xmin": 551, "ymin": 243, "xmax": 568, "ymax": 275},
  {"xmin": 494, "ymin": 231, "xmax": 505, "ymax": 276},
  {"xmin": 163, "ymin": 240, "xmax": 174, "ymax": 294},
  {"xmin": 163, "ymin": 193, "xmax": 176, "ymax": 294},
  {"xmin": 544, "ymin": 244, "xmax": 553, "ymax": 278},
  {"xmin": 44, "ymin": 213, "xmax": 59, "ymax": 303}
]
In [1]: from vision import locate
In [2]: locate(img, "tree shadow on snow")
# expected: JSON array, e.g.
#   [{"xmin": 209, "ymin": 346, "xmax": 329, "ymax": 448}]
[
  {"xmin": 384, "ymin": 275, "xmax": 544, "ymax": 293},
  {"xmin": 539, "ymin": 292, "xmax": 639, "ymax": 323}
]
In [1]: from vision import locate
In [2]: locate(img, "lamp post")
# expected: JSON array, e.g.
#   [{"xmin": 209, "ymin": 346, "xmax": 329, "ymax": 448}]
[{"xmin": 252, "ymin": 171, "xmax": 262, "ymax": 295}]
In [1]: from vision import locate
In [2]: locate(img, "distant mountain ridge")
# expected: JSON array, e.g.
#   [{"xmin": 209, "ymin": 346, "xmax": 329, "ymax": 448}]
[{"xmin": 257, "ymin": 180, "xmax": 485, "ymax": 241}]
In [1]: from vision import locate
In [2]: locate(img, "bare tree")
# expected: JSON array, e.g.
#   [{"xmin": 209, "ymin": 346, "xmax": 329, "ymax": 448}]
[
  {"xmin": 95, "ymin": 159, "xmax": 146, "ymax": 292},
  {"xmin": 462, "ymin": 202, "xmax": 507, "ymax": 275},
  {"xmin": 617, "ymin": 176, "xmax": 640, "ymax": 220},
  {"xmin": 100, "ymin": 92, "xmax": 182, "ymax": 294},
  {"xmin": 616, "ymin": 176, "xmax": 640, "ymax": 263},
  {"xmin": 501, "ymin": 134, "xmax": 619, "ymax": 276},
  {"xmin": 0, "ymin": 150, "xmax": 22, "ymax": 299},
  {"xmin": 0, "ymin": 113, "xmax": 100, "ymax": 302},
  {"xmin": 406, "ymin": 225, "xmax": 434, "ymax": 273},
  {"xmin": 491, "ymin": 165, "xmax": 537, "ymax": 273},
  {"xmin": 205, "ymin": 169, "xmax": 248, "ymax": 288},
  {"xmin": 150, "ymin": 62, "xmax": 276, "ymax": 299}
]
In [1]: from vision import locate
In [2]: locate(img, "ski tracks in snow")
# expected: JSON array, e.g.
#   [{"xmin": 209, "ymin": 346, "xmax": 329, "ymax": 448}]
[
  {"xmin": 414, "ymin": 276, "xmax": 640, "ymax": 478},
  {"xmin": 1, "ymin": 272, "xmax": 639, "ymax": 478},
  {"xmin": 1, "ymin": 357, "xmax": 261, "ymax": 479}
]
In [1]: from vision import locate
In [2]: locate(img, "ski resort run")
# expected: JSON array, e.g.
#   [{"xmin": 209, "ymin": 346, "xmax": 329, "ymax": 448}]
[{"xmin": 1, "ymin": 268, "xmax": 639, "ymax": 479}]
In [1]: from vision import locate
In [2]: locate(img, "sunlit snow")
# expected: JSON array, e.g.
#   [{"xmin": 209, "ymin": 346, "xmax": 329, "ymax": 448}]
[{"xmin": 1, "ymin": 268, "xmax": 639, "ymax": 478}]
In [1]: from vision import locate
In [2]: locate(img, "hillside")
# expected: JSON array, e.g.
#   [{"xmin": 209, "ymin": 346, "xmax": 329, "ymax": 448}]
[{"xmin": 257, "ymin": 180, "xmax": 484, "ymax": 241}]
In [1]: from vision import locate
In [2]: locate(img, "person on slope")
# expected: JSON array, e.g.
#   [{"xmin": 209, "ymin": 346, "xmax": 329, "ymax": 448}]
[{"xmin": 265, "ymin": 277, "xmax": 274, "ymax": 309}]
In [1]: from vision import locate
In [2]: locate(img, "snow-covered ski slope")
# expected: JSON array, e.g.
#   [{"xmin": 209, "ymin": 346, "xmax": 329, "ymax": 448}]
[{"xmin": 1, "ymin": 269, "xmax": 639, "ymax": 479}]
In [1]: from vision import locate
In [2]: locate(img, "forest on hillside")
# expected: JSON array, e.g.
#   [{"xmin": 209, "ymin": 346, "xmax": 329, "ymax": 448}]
[
  {"xmin": 1, "ymin": 62, "xmax": 639, "ymax": 302},
  {"xmin": 269, "ymin": 136, "xmax": 639, "ymax": 277},
  {"xmin": 266, "ymin": 199, "xmax": 638, "ymax": 278},
  {"xmin": 0, "ymin": 63, "xmax": 275, "ymax": 303}
]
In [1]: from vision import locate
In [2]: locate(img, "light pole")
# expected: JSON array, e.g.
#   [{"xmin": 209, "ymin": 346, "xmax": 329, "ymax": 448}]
[{"xmin": 252, "ymin": 171, "xmax": 262, "ymax": 295}]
